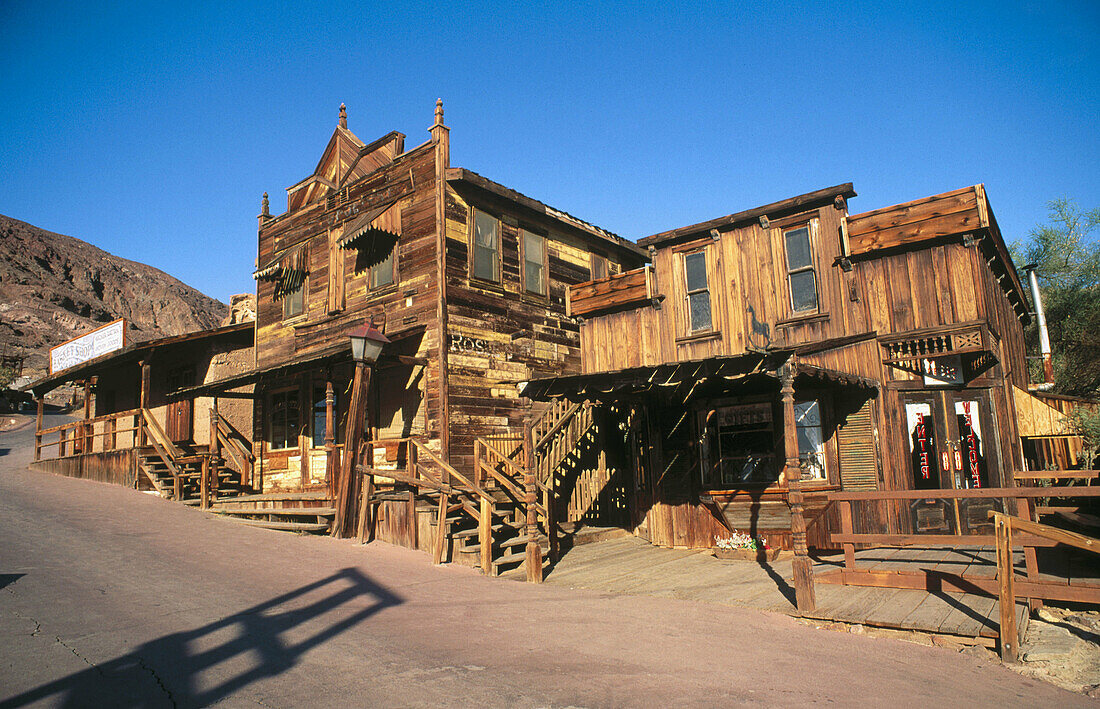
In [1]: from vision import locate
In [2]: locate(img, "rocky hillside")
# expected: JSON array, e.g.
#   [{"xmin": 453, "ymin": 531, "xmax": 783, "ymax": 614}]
[{"xmin": 0, "ymin": 214, "xmax": 228, "ymax": 376}]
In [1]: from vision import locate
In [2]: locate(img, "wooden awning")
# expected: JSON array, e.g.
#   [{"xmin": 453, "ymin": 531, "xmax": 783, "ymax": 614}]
[
  {"xmin": 1013, "ymin": 386, "xmax": 1076, "ymax": 438},
  {"xmin": 521, "ymin": 351, "xmax": 877, "ymax": 403},
  {"xmin": 336, "ymin": 199, "xmax": 401, "ymax": 267},
  {"xmin": 254, "ymin": 241, "xmax": 309, "ymax": 296}
]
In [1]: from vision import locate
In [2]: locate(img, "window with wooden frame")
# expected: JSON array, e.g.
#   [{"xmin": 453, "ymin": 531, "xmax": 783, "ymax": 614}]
[
  {"xmin": 369, "ymin": 245, "xmax": 396, "ymax": 289},
  {"xmin": 521, "ymin": 229, "xmax": 547, "ymax": 296},
  {"xmin": 683, "ymin": 250, "xmax": 712, "ymax": 333},
  {"xmin": 282, "ymin": 281, "xmax": 305, "ymax": 320},
  {"xmin": 783, "ymin": 224, "xmax": 818, "ymax": 313},
  {"xmin": 268, "ymin": 386, "xmax": 301, "ymax": 450},
  {"xmin": 794, "ymin": 399, "xmax": 827, "ymax": 481},
  {"xmin": 470, "ymin": 208, "xmax": 501, "ymax": 283},
  {"xmin": 590, "ymin": 253, "xmax": 608, "ymax": 281}
]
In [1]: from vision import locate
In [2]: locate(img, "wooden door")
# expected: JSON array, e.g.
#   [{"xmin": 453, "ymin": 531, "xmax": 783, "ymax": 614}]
[
  {"xmin": 167, "ymin": 366, "xmax": 195, "ymax": 443},
  {"xmin": 900, "ymin": 389, "xmax": 1003, "ymax": 534}
]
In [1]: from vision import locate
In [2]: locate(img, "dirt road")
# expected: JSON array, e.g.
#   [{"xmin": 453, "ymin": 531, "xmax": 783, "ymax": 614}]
[{"xmin": 0, "ymin": 420, "xmax": 1088, "ymax": 707}]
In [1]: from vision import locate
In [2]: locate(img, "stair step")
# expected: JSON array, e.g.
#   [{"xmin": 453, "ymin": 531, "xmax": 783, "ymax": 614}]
[
  {"xmin": 233, "ymin": 519, "xmax": 331, "ymax": 533},
  {"xmin": 210, "ymin": 506, "xmax": 337, "ymax": 517},
  {"xmin": 221, "ymin": 491, "xmax": 331, "ymax": 504},
  {"xmin": 498, "ymin": 534, "xmax": 548, "ymax": 549},
  {"xmin": 450, "ymin": 523, "xmax": 509, "ymax": 539}
]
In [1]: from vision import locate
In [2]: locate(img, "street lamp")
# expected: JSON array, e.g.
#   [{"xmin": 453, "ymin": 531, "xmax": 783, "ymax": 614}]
[
  {"xmin": 334, "ymin": 324, "xmax": 390, "ymax": 538},
  {"xmin": 348, "ymin": 324, "xmax": 390, "ymax": 364}
]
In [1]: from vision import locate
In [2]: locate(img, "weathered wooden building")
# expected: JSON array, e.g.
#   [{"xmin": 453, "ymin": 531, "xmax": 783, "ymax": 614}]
[
  {"xmin": 526, "ymin": 183, "xmax": 1047, "ymax": 551},
  {"xmin": 181, "ymin": 102, "xmax": 645, "ymax": 514},
  {"xmin": 29, "ymin": 322, "xmax": 254, "ymax": 494}
]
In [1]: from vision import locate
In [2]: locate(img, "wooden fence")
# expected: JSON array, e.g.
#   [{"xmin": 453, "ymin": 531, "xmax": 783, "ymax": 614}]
[{"xmin": 34, "ymin": 408, "xmax": 142, "ymax": 461}]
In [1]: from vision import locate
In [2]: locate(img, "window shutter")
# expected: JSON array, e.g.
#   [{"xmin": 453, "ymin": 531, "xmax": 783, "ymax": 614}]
[{"xmin": 837, "ymin": 399, "xmax": 878, "ymax": 490}]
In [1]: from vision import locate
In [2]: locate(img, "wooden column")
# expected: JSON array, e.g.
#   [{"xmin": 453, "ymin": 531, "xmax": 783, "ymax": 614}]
[
  {"xmin": 324, "ymin": 378, "xmax": 336, "ymax": 496},
  {"xmin": 781, "ymin": 363, "xmax": 815, "ymax": 612},
  {"xmin": 138, "ymin": 360, "xmax": 151, "ymax": 447},
  {"xmin": 80, "ymin": 379, "xmax": 92, "ymax": 453},
  {"xmin": 333, "ymin": 361, "xmax": 370, "ymax": 538},
  {"xmin": 431, "ymin": 99, "xmax": 452, "ymax": 464},
  {"xmin": 524, "ymin": 421, "xmax": 543, "ymax": 583},
  {"xmin": 34, "ymin": 398, "xmax": 43, "ymax": 462}
]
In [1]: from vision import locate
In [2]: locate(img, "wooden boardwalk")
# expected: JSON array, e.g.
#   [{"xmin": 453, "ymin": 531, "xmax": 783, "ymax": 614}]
[{"xmin": 508, "ymin": 536, "xmax": 1029, "ymax": 643}]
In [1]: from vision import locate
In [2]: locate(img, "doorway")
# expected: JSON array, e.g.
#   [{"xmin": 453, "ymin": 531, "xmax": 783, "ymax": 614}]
[
  {"xmin": 900, "ymin": 389, "xmax": 1002, "ymax": 534},
  {"xmin": 167, "ymin": 366, "xmax": 195, "ymax": 443}
]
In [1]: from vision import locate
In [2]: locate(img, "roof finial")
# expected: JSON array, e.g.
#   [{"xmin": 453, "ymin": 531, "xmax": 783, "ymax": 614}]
[
  {"xmin": 261, "ymin": 192, "xmax": 270, "ymax": 217},
  {"xmin": 339, "ymin": 103, "xmax": 347, "ymax": 129},
  {"xmin": 434, "ymin": 98, "xmax": 443, "ymax": 126}
]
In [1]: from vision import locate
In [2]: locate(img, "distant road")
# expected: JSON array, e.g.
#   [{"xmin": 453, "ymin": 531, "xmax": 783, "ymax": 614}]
[{"xmin": 0, "ymin": 422, "xmax": 1087, "ymax": 707}]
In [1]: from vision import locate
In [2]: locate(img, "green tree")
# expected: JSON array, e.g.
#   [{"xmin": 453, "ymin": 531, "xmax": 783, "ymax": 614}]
[{"xmin": 1016, "ymin": 198, "xmax": 1100, "ymax": 396}]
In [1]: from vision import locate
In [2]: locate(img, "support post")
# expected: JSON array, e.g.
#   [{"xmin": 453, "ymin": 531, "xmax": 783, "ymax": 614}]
[
  {"xmin": 138, "ymin": 360, "xmax": 151, "ymax": 447},
  {"xmin": 334, "ymin": 361, "xmax": 371, "ymax": 538},
  {"xmin": 524, "ymin": 421, "xmax": 543, "ymax": 583},
  {"xmin": 480, "ymin": 496, "xmax": 493, "ymax": 575},
  {"xmin": 200, "ymin": 455, "xmax": 210, "ymax": 510},
  {"xmin": 839, "ymin": 500, "xmax": 856, "ymax": 571},
  {"xmin": 1019, "ymin": 497, "xmax": 1042, "ymax": 612},
  {"xmin": 995, "ymin": 513, "xmax": 1018, "ymax": 662},
  {"xmin": 34, "ymin": 398, "xmax": 43, "ymax": 462},
  {"xmin": 324, "ymin": 378, "xmax": 336, "ymax": 496},
  {"xmin": 781, "ymin": 363, "xmax": 816, "ymax": 612},
  {"xmin": 81, "ymin": 379, "xmax": 92, "ymax": 454}
]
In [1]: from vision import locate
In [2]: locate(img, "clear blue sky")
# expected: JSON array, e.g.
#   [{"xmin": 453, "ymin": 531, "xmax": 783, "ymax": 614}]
[{"xmin": 2, "ymin": 1, "xmax": 1097, "ymax": 303}]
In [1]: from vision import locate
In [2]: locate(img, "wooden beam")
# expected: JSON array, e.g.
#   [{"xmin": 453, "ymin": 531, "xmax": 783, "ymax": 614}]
[
  {"xmin": 333, "ymin": 361, "xmax": 369, "ymax": 538},
  {"xmin": 996, "ymin": 513, "xmax": 1018, "ymax": 662}
]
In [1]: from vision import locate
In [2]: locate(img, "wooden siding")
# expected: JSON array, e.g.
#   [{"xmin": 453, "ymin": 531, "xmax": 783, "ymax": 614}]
[
  {"xmin": 846, "ymin": 185, "xmax": 982, "ymax": 254},
  {"xmin": 443, "ymin": 186, "xmax": 646, "ymax": 474}
]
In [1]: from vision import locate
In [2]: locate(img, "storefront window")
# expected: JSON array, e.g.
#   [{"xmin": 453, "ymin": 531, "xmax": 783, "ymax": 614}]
[
  {"xmin": 268, "ymin": 388, "xmax": 300, "ymax": 450},
  {"xmin": 701, "ymin": 403, "xmax": 777, "ymax": 486},
  {"xmin": 795, "ymin": 400, "xmax": 826, "ymax": 480}
]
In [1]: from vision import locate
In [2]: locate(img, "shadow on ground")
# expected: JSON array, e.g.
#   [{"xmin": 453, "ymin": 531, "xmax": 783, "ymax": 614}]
[{"xmin": 1, "ymin": 567, "xmax": 402, "ymax": 708}]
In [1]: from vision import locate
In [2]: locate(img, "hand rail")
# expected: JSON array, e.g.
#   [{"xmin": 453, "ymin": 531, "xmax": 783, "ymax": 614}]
[
  {"xmin": 411, "ymin": 440, "xmax": 492, "ymax": 503},
  {"xmin": 989, "ymin": 510, "xmax": 1098, "ymax": 663},
  {"xmin": 141, "ymin": 409, "xmax": 183, "ymax": 460}
]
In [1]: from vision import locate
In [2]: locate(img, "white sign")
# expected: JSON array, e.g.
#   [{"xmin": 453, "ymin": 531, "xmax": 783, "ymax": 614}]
[{"xmin": 49, "ymin": 319, "xmax": 127, "ymax": 374}]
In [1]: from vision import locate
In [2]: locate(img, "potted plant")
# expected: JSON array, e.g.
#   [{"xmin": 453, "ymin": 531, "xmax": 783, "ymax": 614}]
[{"xmin": 713, "ymin": 531, "xmax": 779, "ymax": 562}]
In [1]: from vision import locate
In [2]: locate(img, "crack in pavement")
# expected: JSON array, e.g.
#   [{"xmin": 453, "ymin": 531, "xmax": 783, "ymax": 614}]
[{"xmin": 137, "ymin": 657, "xmax": 178, "ymax": 708}]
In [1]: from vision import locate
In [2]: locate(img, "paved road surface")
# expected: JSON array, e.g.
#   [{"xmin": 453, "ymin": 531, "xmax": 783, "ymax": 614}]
[{"xmin": 0, "ymin": 417, "xmax": 1087, "ymax": 707}]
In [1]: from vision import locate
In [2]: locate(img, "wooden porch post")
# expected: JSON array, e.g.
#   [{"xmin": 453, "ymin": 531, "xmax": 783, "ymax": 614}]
[
  {"xmin": 80, "ymin": 379, "xmax": 92, "ymax": 454},
  {"xmin": 138, "ymin": 360, "xmax": 151, "ymax": 447},
  {"xmin": 781, "ymin": 363, "xmax": 816, "ymax": 612},
  {"xmin": 524, "ymin": 421, "xmax": 544, "ymax": 583},
  {"xmin": 34, "ymin": 397, "xmax": 43, "ymax": 462},
  {"xmin": 324, "ymin": 378, "xmax": 336, "ymax": 496},
  {"xmin": 334, "ymin": 360, "xmax": 370, "ymax": 538}
]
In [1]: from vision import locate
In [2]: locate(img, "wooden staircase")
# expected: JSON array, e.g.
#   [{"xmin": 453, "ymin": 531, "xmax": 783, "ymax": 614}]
[{"xmin": 136, "ymin": 408, "xmax": 335, "ymax": 534}]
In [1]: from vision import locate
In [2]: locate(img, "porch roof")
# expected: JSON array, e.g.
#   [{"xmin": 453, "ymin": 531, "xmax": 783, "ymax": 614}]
[{"xmin": 520, "ymin": 351, "xmax": 878, "ymax": 402}]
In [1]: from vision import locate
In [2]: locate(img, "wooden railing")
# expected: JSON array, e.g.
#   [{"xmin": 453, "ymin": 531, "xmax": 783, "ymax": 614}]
[
  {"xmin": 824, "ymin": 485, "xmax": 1100, "ymax": 606},
  {"xmin": 476, "ymin": 437, "xmax": 558, "ymax": 567},
  {"xmin": 990, "ymin": 510, "xmax": 1098, "ymax": 662},
  {"xmin": 210, "ymin": 408, "xmax": 254, "ymax": 489},
  {"xmin": 356, "ymin": 437, "xmax": 496, "ymax": 573},
  {"xmin": 34, "ymin": 408, "xmax": 142, "ymax": 461}
]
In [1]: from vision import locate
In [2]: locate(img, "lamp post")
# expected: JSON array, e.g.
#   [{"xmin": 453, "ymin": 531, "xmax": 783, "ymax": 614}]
[{"xmin": 333, "ymin": 324, "xmax": 390, "ymax": 538}]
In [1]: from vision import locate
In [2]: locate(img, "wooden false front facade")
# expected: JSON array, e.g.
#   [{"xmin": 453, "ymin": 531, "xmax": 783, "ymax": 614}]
[
  {"xmin": 538, "ymin": 183, "xmax": 1034, "ymax": 550},
  {"xmin": 246, "ymin": 103, "xmax": 645, "ymax": 513}
]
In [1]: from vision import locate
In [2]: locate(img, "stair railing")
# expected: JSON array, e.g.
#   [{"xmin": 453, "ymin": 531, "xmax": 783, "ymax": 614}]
[
  {"xmin": 140, "ymin": 409, "xmax": 184, "ymax": 499},
  {"xmin": 210, "ymin": 408, "xmax": 254, "ymax": 489}
]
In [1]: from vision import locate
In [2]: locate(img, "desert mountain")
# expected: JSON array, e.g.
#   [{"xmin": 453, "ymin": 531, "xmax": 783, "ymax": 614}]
[{"xmin": 0, "ymin": 214, "xmax": 229, "ymax": 376}]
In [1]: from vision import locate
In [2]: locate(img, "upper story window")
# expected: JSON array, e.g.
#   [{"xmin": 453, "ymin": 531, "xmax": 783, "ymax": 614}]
[
  {"xmin": 522, "ymin": 230, "xmax": 547, "ymax": 295},
  {"xmin": 683, "ymin": 250, "xmax": 712, "ymax": 333},
  {"xmin": 370, "ymin": 246, "xmax": 395, "ymax": 289},
  {"xmin": 590, "ymin": 253, "xmax": 608, "ymax": 281},
  {"xmin": 471, "ymin": 209, "xmax": 500, "ymax": 282},
  {"xmin": 282, "ymin": 282, "xmax": 305, "ymax": 320},
  {"xmin": 783, "ymin": 225, "xmax": 818, "ymax": 313}
]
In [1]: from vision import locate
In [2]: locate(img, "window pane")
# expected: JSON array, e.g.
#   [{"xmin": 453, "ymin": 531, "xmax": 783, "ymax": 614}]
[
  {"xmin": 794, "ymin": 400, "xmax": 820, "ymax": 427},
  {"xmin": 795, "ymin": 400, "xmax": 825, "ymax": 480},
  {"xmin": 312, "ymin": 386, "xmax": 328, "ymax": 448},
  {"xmin": 785, "ymin": 227, "xmax": 812, "ymax": 270},
  {"xmin": 473, "ymin": 245, "xmax": 497, "ymax": 281},
  {"xmin": 472, "ymin": 211, "xmax": 499, "ymax": 281},
  {"xmin": 371, "ymin": 249, "xmax": 394, "ymax": 288},
  {"xmin": 789, "ymin": 270, "xmax": 818, "ymax": 311},
  {"xmin": 684, "ymin": 251, "xmax": 708, "ymax": 292},
  {"xmin": 284, "ymin": 283, "xmax": 304, "ymax": 318},
  {"xmin": 523, "ymin": 231, "xmax": 545, "ymax": 294},
  {"xmin": 688, "ymin": 291, "xmax": 712, "ymax": 332}
]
